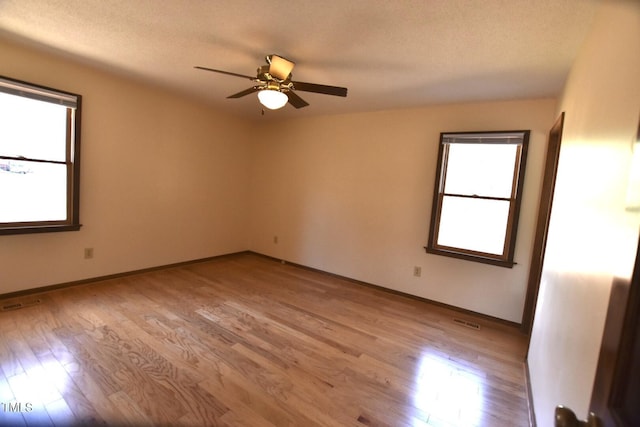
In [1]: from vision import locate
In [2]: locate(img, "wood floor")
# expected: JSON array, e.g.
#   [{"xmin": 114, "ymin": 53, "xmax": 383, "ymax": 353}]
[{"xmin": 0, "ymin": 253, "xmax": 530, "ymax": 426}]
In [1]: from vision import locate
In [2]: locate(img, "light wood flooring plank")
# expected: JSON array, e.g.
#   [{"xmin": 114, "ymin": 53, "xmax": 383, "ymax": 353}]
[{"xmin": 0, "ymin": 253, "xmax": 530, "ymax": 426}]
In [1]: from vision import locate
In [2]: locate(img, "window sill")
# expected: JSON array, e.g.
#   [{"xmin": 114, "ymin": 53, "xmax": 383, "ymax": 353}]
[
  {"xmin": 424, "ymin": 246, "xmax": 515, "ymax": 268},
  {"xmin": 0, "ymin": 224, "xmax": 82, "ymax": 236}
]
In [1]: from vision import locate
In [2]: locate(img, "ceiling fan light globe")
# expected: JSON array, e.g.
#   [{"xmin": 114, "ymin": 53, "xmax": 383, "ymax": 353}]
[{"xmin": 258, "ymin": 89, "xmax": 288, "ymax": 110}]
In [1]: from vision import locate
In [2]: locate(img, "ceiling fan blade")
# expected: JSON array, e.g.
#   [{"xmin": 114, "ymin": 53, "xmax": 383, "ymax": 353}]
[
  {"xmin": 227, "ymin": 86, "xmax": 260, "ymax": 98},
  {"xmin": 194, "ymin": 66, "xmax": 256, "ymax": 80},
  {"xmin": 291, "ymin": 81, "xmax": 348, "ymax": 97},
  {"xmin": 285, "ymin": 90, "xmax": 309, "ymax": 109},
  {"xmin": 268, "ymin": 55, "xmax": 295, "ymax": 80}
]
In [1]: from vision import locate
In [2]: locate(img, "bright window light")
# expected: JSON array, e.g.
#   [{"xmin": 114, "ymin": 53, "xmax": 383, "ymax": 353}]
[
  {"xmin": 0, "ymin": 76, "xmax": 81, "ymax": 235},
  {"xmin": 426, "ymin": 131, "xmax": 529, "ymax": 267}
]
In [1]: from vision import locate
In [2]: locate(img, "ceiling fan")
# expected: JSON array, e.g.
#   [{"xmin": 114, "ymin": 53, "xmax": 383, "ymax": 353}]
[{"xmin": 195, "ymin": 54, "xmax": 348, "ymax": 110}]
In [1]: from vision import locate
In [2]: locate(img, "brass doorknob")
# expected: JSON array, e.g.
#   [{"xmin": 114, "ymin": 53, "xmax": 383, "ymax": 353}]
[{"xmin": 555, "ymin": 405, "xmax": 602, "ymax": 427}]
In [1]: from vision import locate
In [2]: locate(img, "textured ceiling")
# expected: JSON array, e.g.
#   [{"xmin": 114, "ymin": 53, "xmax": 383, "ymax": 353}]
[{"xmin": 0, "ymin": 0, "xmax": 600, "ymax": 119}]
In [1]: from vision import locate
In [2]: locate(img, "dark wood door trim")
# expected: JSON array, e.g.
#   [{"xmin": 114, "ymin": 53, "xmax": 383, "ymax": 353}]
[
  {"xmin": 521, "ymin": 112, "xmax": 565, "ymax": 335},
  {"xmin": 590, "ymin": 122, "xmax": 640, "ymax": 426},
  {"xmin": 589, "ymin": 274, "xmax": 633, "ymax": 426}
]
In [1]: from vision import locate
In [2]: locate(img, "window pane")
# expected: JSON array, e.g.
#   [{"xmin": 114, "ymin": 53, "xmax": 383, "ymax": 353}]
[
  {"xmin": 0, "ymin": 160, "xmax": 67, "ymax": 223},
  {"xmin": 437, "ymin": 196, "xmax": 510, "ymax": 255},
  {"xmin": 444, "ymin": 143, "xmax": 518, "ymax": 198},
  {"xmin": 0, "ymin": 92, "xmax": 68, "ymax": 162}
]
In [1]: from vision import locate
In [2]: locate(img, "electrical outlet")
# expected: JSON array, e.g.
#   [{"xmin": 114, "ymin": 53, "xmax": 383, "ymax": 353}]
[
  {"xmin": 273, "ymin": 236, "xmax": 279, "ymax": 244},
  {"xmin": 413, "ymin": 266, "xmax": 422, "ymax": 277},
  {"xmin": 84, "ymin": 248, "xmax": 94, "ymax": 259}
]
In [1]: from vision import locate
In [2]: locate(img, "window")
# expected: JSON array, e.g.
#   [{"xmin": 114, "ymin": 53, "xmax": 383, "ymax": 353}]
[
  {"xmin": 426, "ymin": 131, "xmax": 529, "ymax": 267},
  {"xmin": 0, "ymin": 76, "xmax": 82, "ymax": 235}
]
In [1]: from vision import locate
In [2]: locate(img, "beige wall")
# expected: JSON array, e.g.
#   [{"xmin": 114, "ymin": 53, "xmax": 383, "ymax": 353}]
[
  {"xmin": 0, "ymin": 38, "xmax": 252, "ymax": 294},
  {"xmin": 1, "ymin": 35, "xmax": 558, "ymax": 325},
  {"xmin": 249, "ymin": 99, "xmax": 557, "ymax": 322},
  {"xmin": 528, "ymin": 1, "xmax": 640, "ymax": 425}
]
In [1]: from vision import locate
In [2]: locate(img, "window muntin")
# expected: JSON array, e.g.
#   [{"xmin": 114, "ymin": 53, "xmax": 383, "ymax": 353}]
[
  {"xmin": 426, "ymin": 131, "xmax": 529, "ymax": 267},
  {"xmin": 0, "ymin": 76, "xmax": 81, "ymax": 235}
]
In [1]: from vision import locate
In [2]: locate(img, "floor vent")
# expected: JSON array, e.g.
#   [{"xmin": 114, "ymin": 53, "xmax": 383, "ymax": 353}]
[
  {"xmin": 1, "ymin": 298, "xmax": 42, "ymax": 312},
  {"xmin": 453, "ymin": 318, "xmax": 481, "ymax": 330}
]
